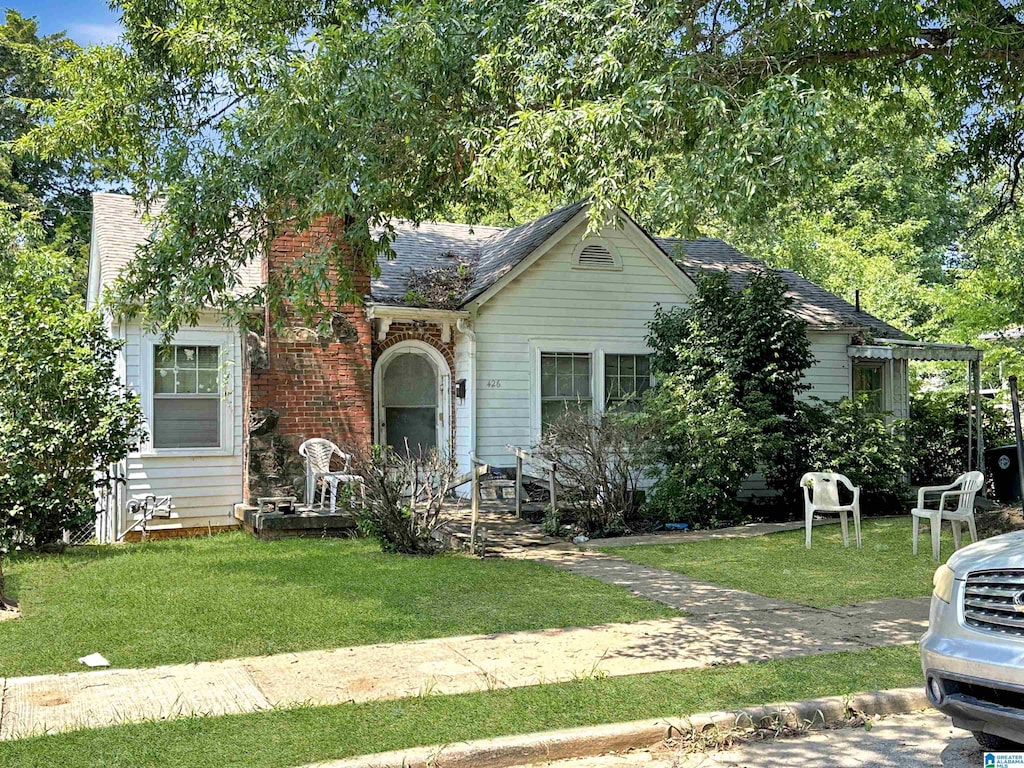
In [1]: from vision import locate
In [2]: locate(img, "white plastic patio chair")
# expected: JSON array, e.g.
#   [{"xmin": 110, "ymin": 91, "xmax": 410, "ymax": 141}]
[
  {"xmin": 800, "ymin": 472, "xmax": 862, "ymax": 549},
  {"xmin": 298, "ymin": 438, "xmax": 364, "ymax": 514},
  {"xmin": 911, "ymin": 470, "xmax": 984, "ymax": 562}
]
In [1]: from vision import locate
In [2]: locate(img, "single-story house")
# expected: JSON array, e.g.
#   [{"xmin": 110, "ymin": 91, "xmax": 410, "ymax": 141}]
[{"xmin": 87, "ymin": 192, "xmax": 984, "ymax": 541}]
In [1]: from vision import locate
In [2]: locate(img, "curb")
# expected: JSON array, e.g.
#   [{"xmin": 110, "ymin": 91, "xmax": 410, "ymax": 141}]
[{"xmin": 306, "ymin": 686, "xmax": 929, "ymax": 768}]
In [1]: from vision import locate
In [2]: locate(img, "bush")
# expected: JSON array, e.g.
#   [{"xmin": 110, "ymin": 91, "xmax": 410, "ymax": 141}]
[
  {"xmin": 0, "ymin": 211, "xmax": 146, "ymax": 607},
  {"xmin": 764, "ymin": 396, "xmax": 910, "ymax": 515},
  {"xmin": 532, "ymin": 408, "xmax": 655, "ymax": 537},
  {"xmin": 907, "ymin": 389, "xmax": 1015, "ymax": 485},
  {"xmin": 353, "ymin": 445, "xmax": 457, "ymax": 554},
  {"xmin": 642, "ymin": 370, "xmax": 777, "ymax": 528},
  {"xmin": 643, "ymin": 268, "xmax": 814, "ymax": 528}
]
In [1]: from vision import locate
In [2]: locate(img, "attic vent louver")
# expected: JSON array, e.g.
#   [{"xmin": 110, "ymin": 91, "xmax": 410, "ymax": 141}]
[{"xmin": 576, "ymin": 243, "xmax": 617, "ymax": 269}]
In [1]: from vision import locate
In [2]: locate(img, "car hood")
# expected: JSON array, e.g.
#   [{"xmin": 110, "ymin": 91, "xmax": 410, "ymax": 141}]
[{"xmin": 949, "ymin": 529, "xmax": 1024, "ymax": 576}]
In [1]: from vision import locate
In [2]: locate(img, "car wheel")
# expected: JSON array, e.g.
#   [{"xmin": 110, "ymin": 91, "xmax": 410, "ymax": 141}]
[{"xmin": 973, "ymin": 731, "xmax": 1024, "ymax": 750}]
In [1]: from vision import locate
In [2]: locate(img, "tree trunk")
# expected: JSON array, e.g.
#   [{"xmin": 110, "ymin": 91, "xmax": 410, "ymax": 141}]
[{"xmin": 0, "ymin": 557, "xmax": 18, "ymax": 610}]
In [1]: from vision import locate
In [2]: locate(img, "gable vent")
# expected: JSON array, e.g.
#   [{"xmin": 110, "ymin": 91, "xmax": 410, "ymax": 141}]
[{"xmin": 576, "ymin": 243, "xmax": 617, "ymax": 269}]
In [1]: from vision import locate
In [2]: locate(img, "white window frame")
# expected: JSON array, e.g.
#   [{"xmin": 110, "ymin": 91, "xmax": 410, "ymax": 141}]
[
  {"xmin": 571, "ymin": 238, "xmax": 622, "ymax": 271},
  {"xmin": 139, "ymin": 330, "xmax": 235, "ymax": 457},
  {"xmin": 529, "ymin": 339, "xmax": 653, "ymax": 442}
]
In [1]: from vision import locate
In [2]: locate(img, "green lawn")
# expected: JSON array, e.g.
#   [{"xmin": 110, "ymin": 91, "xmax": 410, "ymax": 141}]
[
  {"xmin": 0, "ymin": 645, "xmax": 919, "ymax": 768},
  {"xmin": 0, "ymin": 533, "xmax": 674, "ymax": 677},
  {"xmin": 601, "ymin": 517, "xmax": 950, "ymax": 607}
]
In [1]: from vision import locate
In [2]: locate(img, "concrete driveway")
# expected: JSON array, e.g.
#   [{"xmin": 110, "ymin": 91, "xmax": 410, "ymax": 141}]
[{"xmin": 517, "ymin": 711, "xmax": 985, "ymax": 767}]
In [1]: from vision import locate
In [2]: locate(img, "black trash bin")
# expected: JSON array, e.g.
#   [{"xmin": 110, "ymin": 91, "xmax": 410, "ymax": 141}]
[{"xmin": 985, "ymin": 445, "xmax": 1023, "ymax": 503}]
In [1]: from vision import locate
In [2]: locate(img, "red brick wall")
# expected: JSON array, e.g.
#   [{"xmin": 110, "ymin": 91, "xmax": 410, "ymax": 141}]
[{"xmin": 246, "ymin": 217, "xmax": 373, "ymax": 502}]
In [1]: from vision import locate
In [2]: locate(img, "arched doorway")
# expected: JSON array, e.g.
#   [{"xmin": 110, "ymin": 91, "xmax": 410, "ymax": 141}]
[{"xmin": 374, "ymin": 341, "xmax": 450, "ymax": 456}]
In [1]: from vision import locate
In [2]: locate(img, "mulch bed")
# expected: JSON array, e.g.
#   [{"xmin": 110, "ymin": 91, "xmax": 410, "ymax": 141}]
[{"xmin": 975, "ymin": 503, "xmax": 1024, "ymax": 539}]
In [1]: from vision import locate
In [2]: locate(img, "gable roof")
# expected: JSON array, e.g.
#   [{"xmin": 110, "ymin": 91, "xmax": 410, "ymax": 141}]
[
  {"xmin": 376, "ymin": 211, "xmax": 908, "ymax": 337},
  {"xmin": 91, "ymin": 192, "xmax": 907, "ymax": 338},
  {"xmin": 90, "ymin": 192, "xmax": 265, "ymax": 304}
]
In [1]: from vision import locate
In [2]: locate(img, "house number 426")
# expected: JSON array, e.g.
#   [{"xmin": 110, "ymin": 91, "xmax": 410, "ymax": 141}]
[{"xmin": 486, "ymin": 379, "xmax": 502, "ymax": 389}]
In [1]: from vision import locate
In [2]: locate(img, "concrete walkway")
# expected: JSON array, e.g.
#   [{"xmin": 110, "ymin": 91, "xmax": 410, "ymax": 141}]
[
  {"xmin": 0, "ymin": 591, "xmax": 928, "ymax": 740},
  {"xmin": 0, "ymin": 521, "xmax": 930, "ymax": 741}
]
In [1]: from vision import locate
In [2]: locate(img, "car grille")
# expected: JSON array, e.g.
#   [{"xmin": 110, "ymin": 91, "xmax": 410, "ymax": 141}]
[{"xmin": 963, "ymin": 569, "xmax": 1024, "ymax": 637}]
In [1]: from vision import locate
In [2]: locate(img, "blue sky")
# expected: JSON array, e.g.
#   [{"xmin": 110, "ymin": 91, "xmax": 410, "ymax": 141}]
[{"xmin": 13, "ymin": 0, "xmax": 123, "ymax": 45}]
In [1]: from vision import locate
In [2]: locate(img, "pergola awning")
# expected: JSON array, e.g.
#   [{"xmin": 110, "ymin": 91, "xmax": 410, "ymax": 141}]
[
  {"xmin": 848, "ymin": 341, "xmax": 982, "ymax": 363},
  {"xmin": 849, "ymin": 337, "xmax": 985, "ymax": 475}
]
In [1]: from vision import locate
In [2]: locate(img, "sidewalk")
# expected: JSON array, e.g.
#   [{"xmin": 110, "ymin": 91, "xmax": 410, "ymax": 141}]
[{"xmin": 0, "ymin": 588, "xmax": 928, "ymax": 741}]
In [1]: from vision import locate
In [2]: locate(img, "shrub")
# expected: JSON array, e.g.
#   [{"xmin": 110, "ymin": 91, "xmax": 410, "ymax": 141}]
[
  {"xmin": 532, "ymin": 408, "xmax": 655, "ymax": 537},
  {"xmin": 353, "ymin": 445, "xmax": 458, "ymax": 554},
  {"xmin": 643, "ymin": 370, "xmax": 776, "ymax": 528},
  {"xmin": 643, "ymin": 268, "xmax": 814, "ymax": 527},
  {"xmin": 907, "ymin": 389, "xmax": 1015, "ymax": 485},
  {"xmin": 764, "ymin": 396, "xmax": 910, "ymax": 514},
  {"xmin": 0, "ymin": 211, "xmax": 146, "ymax": 607}
]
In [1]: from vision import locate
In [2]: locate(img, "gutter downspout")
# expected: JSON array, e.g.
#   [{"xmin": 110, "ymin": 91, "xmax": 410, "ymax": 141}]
[{"xmin": 456, "ymin": 318, "xmax": 477, "ymax": 471}]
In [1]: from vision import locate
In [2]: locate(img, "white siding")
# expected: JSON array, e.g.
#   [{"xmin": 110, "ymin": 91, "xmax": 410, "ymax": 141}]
[
  {"xmin": 803, "ymin": 331, "xmax": 853, "ymax": 402},
  {"xmin": 454, "ymin": 334, "xmax": 473, "ymax": 476},
  {"xmin": 119, "ymin": 312, "xmax": 244, "ymax": 532},
  {"xmin": 471, "ymin": 220, "xmax": 692, "ymax": 469},
  {"xmin": 891, "ymin": 358, "xmax": 910, "ymax": 419}
]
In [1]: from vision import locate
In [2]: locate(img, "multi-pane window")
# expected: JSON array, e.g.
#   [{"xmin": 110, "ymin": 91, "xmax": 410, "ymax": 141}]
[
  {"xmin": 604, "ymin": 354, "xmax": 652, "ymax": 411},
  {"xmin": 540, "ymin": 352, "xmax": 592, "ymax": 429},
  {"xmin": 153, "ymin": 345, "xmax": 221, "ymax": 448},
  {"xmin": 852, "ymin": 362, "xmax": 884, "ymax": 413}
]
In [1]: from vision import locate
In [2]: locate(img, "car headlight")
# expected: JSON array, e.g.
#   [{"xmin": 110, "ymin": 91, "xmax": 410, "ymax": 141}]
[{"xmin": 933, "ymin": 564, "xmax": 956, "ymax": 604}]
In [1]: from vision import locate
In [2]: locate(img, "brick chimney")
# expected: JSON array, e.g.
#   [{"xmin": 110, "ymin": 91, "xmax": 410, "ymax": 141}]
[{"xmin": 245, "ymin": 217, "xmax": 373, "ymax": 503}]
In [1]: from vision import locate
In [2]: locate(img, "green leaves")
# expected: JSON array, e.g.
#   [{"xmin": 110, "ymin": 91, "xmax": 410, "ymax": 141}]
[
  {"xmin": 0, "ymin": 208, "xmax": 145, "ymax": 559},
  {"xmin": 643, "ymin": 268, "xmax": 814, "ymax": 526},
  {"xmin": 15, "ymin": 0, "xmax": 1024, "ymax": 332}
]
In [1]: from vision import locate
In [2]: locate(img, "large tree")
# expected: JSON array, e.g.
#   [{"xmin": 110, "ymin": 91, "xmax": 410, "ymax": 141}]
[
  {"xmin": 1, "ymin": 11, "xmax": 91, "ymax": 280},
  {"xmin": 22, "ymin": 1, "xmax": 1024, "ymax": 330}
]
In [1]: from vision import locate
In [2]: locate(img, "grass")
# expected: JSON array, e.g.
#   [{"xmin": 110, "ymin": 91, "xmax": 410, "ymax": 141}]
[
  {"xmin": 0, "ymin": 645, "xmax": 920, "ymax": 768},
  {"xmin": 0, "ymin": 533, "xmax": 674, "ymax": 677},
  {"xmin": 601, "ymin": 517, "xmax": 951, "ymax": 607}
]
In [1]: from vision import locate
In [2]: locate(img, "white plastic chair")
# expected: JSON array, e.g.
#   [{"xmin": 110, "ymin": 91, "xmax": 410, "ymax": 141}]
[
  {"xmin": 298, "ymin": 438, "xmax": 364, "ymax": 514},
  {"xmin": 911, "ymin": 470, "xmax": 984, "ymax": 562},
  {"xmin": 800, "ymin": 472, "xmax": 862, "ymax": 549}
]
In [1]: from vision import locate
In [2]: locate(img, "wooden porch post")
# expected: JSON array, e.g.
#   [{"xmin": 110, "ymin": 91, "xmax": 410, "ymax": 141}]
[
  {"xmin": 470, "ymin": 464, "xmax": 480, "ymax": 549},
  {"xmin": 515, "ymin": 455, "xmax": 523, "ymax": 519},
  {"xmin": 548, "ymin": 464, "xmax": 557, "ymax": 516}
]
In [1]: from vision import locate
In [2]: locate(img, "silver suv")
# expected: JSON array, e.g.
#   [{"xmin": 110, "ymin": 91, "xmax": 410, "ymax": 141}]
[{"xmin": 920, "ymin": 529, "xmax": 1024, "ymax": 750}]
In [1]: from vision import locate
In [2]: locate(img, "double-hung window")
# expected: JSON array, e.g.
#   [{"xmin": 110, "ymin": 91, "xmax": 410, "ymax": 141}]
[
  {"xmin": 604, "ymin": 354, "xmax": 652, "ymax": 411},
  {"xmin": 153, "ymin": 345, "xmax": 221, "ymax": 449},
  {"xmin": 540, "ymin": 352, "xmax": 592, "ymax": 430}
]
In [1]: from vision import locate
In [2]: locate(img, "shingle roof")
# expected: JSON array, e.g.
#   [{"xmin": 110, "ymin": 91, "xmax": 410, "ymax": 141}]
[
  {"xmin": 92, "ymin": 193, "xmax": 907, "ymax": 338},
  {"xmin": 463, "ymin": 200, "xmax": 588, "ymax": 302},
  {"xmin": 371, "ymin": 220, "xmax": 505, "ymax": 303},
  {"xmin": 656, "ymin": 237, "xmax": 909, "ymax": 338},
  {"xmin": 371, "ymin": 200, "xmax": 586, "ymax": 305},
  {"xmin": 90, "ymin": 192, "xmax": 264, "ymax": 302}
]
